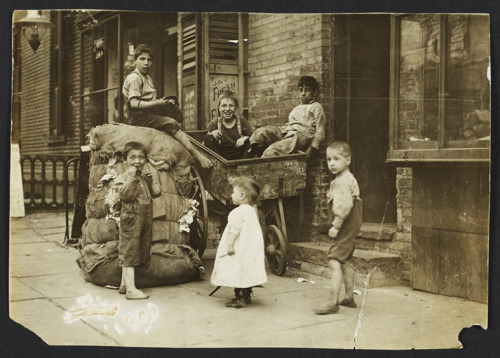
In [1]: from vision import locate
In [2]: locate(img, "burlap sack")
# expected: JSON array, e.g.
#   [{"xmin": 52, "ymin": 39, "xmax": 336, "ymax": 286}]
[
  {"xmin": 88, "ymin": 123, "xmax": 193, "ymax": 175},
  {"xmin": 85, "ymin": 187, "xmax": 108, "ymax": 219},
  {"xmin": 80, "ymin": 218, "xmax": 119, "ymax": 247},
  {"xmin": 78, "ymin": 242, "xmax": 202, "ymax": 288},
  {"xmin": 88, "ymin": 164, "xmax": 108, "ymax": 189},
  {"xmin": 152, "ymin": 219, "xmax": 189, "ymax": 244}
]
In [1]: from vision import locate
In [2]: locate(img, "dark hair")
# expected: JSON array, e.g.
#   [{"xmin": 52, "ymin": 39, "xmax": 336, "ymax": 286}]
[
  {"xmin": 327, "ymin": 141, "xmax": 352, "ymax": 158},
  {"xmin": 233, "ymin": 177, "xmax": 260, "ymax": 205},
  {"xmin": 122, "ymin": 141, "xmax": 148, "ymax": 160},
  {"xmin": 134, "ymin": 44, "xmax": 154, "ymax": 60},
  {"xmin": 218, "ymin": 90, "xmax": 239, "ymax": 109},
  {"xmin": 298, "ymin": 76, "xmax": 319, "ymax": 92}
]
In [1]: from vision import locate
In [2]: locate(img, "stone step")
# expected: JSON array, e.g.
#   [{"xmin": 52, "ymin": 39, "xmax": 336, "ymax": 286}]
[{"xmin": 288, "ymin": 241, "xmax": 405, "ymax": 288}]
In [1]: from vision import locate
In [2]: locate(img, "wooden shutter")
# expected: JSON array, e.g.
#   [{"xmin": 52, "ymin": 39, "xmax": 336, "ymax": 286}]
[{"xmin": 179, "ymin": 13, "xmax": 201, "ymax": 130}]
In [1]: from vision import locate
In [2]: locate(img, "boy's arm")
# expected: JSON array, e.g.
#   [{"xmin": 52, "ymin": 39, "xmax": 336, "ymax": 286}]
[
  {"xmin": 310, "ymin": 104, "xmax": 326, "ymax": 150},
  {"xmin": 143, "ymin": 171, "xmax": 162, "ymax": 198},
  {"xmin": 114, "ymin": 174, "xmax": 140, "ymax": 202},
  {"xmin": 329, "ymin": 182, "xmax": 354, "ymax": 238}
]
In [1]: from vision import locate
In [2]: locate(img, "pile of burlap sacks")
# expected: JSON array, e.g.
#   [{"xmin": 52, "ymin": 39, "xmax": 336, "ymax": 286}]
[{"xmin": 77, "ymin": 123, "xmax": 204, "ymax": 288}]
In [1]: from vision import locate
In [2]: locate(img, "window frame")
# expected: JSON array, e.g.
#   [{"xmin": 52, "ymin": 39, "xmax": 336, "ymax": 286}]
[
  {"xmin": 78, "ymin": 13, "xmax": 123, "ymax": 130},
  {"xmin": 48, "ymin": 11, "xmax": 66, "ymax": 144},
  {"xmin": 388, "ymin": 14, "xmax": 490, "ymax": 163}
]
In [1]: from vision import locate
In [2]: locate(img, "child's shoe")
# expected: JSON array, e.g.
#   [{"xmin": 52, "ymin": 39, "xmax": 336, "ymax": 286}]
[
  {"xmin": 339, "ymin": 298, "xmax": 357, "ymax": 308},
  {"xmin": 225, "ymin": 288, "xmax": 248, "ymax": 308},
  {"xmin": 313, "ymin": 301, "xmax": 339, "ymax": 315}
]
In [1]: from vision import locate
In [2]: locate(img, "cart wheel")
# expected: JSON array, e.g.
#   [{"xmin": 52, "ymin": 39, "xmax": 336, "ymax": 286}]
[
  {"xmin": 189, "ymin": 166, "xmax": 208, "ymax": 258},
  {"xmin": 265, "ymin": 224, "xmax": 287, "ymax": 276}
]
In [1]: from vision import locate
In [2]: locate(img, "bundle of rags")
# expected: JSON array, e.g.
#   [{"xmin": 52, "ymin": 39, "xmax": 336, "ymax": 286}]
[{"xmin": 77, "ymin": 123, "xmax": 204, "ymax": 287}]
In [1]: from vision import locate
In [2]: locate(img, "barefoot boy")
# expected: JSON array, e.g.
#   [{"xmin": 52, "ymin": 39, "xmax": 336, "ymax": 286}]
[
  {"xmin": 314, "ymin": 141, "xmax": 362, "ymax": 314},
  {"xmin": 115, "ymin": 142, "xmax": 161, "ymax": 299}
]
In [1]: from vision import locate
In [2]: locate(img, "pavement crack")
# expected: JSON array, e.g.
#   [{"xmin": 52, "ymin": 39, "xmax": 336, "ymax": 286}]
[{"xmin": 353, "ymin": 271, "xmax": 371, "ymax": 349}]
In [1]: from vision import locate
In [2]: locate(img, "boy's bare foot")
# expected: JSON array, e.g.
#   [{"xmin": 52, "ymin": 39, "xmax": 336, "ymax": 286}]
[
  {"xmin": 339, "ymin": 298, "xmax": 357, "ymax": 308},
  {"xmin": 126, "ymin": 289, "xmax": 149, "ymax": 300},
  {"xmin": 313, "ymin": 302, "xmax": 339, "ymax": 315},
  {"xmin": 195, "ymin": 153, "xmax": 212, "ymax": 168}
]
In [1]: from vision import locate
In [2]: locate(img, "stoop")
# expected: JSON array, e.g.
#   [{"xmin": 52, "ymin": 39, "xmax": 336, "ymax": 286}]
[{"xmin": 288, "ymin": 241, "xmax": 405, "ymax": 288}]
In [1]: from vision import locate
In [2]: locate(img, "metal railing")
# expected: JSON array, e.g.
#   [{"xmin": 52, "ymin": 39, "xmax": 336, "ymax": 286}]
[{"xmin": 21, "ymin": 155, "xmax": 80, "ymax": 209}]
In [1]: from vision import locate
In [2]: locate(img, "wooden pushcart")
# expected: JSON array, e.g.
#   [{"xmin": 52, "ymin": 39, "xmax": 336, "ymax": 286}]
[{"xmin": 187, "ymin": 131, "xmax": 308, "ymax": 276}]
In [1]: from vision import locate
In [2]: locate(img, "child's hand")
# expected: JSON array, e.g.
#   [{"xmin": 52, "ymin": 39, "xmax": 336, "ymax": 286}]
[
  {"xmin": 143, "ymin": 170, "xmax": 152, "ymax": 178},
  {"xmin": 236, "ymin": 136, "xmax": 249, "ymax": 148},
  {"xmin": 156, "ymin": 98, "xmax": 169, "ymax": 107},
  {"xmin": 227, "ymin": 244, "xmax": 235, "ymax": 256},
  {"xmin": 328, "ymin": 227, "xmax": 339, "ymax": 239},
  {"xmin": 127, "ymin": 166, "xmax": 138, "ymax": 177},
  {"xmin": 211, "ymin": 129, "xmax": 223, "ymax": 140},
  {"xmin": 306, "ymin": 146, "xmax": 317, "ymax": 159}
]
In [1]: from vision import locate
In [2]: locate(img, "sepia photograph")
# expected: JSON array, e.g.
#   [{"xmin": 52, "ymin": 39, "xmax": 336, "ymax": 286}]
[{"xmin": 8, "ymin": 6, "xmax": 493, "ymax": 351}]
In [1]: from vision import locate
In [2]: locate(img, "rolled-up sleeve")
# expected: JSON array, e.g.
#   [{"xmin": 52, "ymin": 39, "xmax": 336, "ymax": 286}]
[{"xmin": 310, "ymin": 104, "xmax": 326, "ymax": 149}]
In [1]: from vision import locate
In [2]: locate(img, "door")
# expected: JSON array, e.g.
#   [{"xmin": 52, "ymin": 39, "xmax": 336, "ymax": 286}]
[{"xmin": 333, "ymin": 15, "xmax": 397, "ymax": 224}]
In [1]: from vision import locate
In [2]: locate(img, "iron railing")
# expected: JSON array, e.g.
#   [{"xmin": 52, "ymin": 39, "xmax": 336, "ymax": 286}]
[{"xmin": 21, "ymin": 155, "xmax": 80, "ymax": 209}]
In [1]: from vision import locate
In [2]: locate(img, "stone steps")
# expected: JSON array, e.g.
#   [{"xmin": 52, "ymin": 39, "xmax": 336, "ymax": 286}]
[{"xmin": 288, "ymin": 241, "xmax": 405, "ymax": 288}]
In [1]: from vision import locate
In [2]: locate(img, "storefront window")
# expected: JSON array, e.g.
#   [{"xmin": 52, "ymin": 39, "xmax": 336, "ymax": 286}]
[
  {"xmin": 398, "ymin": 14, "xmax": 440, "ymax": 149},
  {"xmin": 444, "ymin": 15, "xmax": 490, "ymax": 148},
  {"xmin": 390, "ymin": 14, "xmax": 490, "ymax": 161}
]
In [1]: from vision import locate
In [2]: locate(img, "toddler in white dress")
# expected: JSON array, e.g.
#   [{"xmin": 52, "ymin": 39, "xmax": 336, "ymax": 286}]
[{"xmin": 211, "ymin": 177, "xmax": 267, "ymax": 308}]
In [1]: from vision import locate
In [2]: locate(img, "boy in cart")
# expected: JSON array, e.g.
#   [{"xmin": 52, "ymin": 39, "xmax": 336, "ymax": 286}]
[
  {"xmin": 314, "ymin": 141, "xmax": 362, "ymax": 314},
  {"xmin": 203, "ymin": 90, "xmax": 254, "ymax": 160},
  {"xmin": 122, "ymin": 44, "xmax": 212, "ymax": 169},
  {"xmin": 245, "ymin": 76, "xmax": 326, "ymax": 159}
]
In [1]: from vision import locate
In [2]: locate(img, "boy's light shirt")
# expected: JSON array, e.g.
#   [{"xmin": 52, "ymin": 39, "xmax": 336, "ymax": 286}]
[
  {"xmin": 284, "ymin": 100, "xmax": 326, "ymax": 149},
  {"xmin": 328, "ymin": 170, "xmax": 360, "ymax": 231}
]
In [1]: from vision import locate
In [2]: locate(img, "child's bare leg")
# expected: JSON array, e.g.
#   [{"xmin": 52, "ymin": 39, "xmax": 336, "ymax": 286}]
[
  {"xmin": 173, "ymin": 130, "xmax": 212, "ymax": 168},
  {"xmin": 340, "ymin": 261, "xmax": 357, "ymax": 308},
  {"xmin": 119, "ymin": 268, "xmax": 126, "ymax": 294},
  {"xmin": 313, "ymin": 259, "xmax": 342, "ymax": 314},
  {"xmin": 124, "ymin": 267, "xmax": 149, "ymax": 300}
]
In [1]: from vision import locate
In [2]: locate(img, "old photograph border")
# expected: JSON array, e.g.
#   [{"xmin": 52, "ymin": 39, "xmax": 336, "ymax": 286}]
[{"xmin": 3, "ymin": 0, "xmax": 500, "ymax": 356}]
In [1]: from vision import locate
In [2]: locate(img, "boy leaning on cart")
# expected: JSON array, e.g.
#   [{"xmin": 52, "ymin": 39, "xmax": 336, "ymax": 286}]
[{"xmin": 244, "ymin": 76, "xmax": 326, "ymax": 159}]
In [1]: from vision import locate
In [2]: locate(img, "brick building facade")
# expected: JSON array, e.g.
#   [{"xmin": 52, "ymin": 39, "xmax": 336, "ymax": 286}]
[{"xmin": 12, "ymin": 11, "xmax": 490, "ymax": 302}]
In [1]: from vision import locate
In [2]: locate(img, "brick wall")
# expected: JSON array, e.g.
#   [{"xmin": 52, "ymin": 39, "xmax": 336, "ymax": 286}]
[
  {"xmin": 247, "ymin": 14, "xmax": 334, "ymax": 235},
  {"xmin": 18, "ymin": 11, "xmax": 82, "ymax": 158},
  {"xmin": 394, "ymin": 167, "xmax": 413, "ymax": 272}
]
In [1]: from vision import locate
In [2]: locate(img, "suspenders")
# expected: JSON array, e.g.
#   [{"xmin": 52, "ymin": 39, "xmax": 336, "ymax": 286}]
[{"xmin": 217, "ymin": 116, "xmax": 242, "ymax": 144}]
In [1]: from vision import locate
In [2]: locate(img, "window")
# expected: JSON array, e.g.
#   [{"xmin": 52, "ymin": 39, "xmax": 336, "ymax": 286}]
[
  {"xmin": 81, "ymin": 15, "xmax": 120, "ymax": 129},
  {"xmin": 49, "ymin": 11, "xmax": 66, "ymax": 144},
  {"xmin": 388, "ymin": 14, "xmax": 490, "ymax": 161}
]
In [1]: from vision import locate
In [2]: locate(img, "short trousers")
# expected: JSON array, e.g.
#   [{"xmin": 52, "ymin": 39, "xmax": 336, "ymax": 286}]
[
  {"xmin": 249, "ymin": 126, "xmax": 309, "ymax": 157},
  {"xmin": 327, "ymin": 198, "xmax": 362, "ymax": 264},
  {"xmin": 119, "ymin": 202, "xmax": 153, "ymax": 267},
  {"xmin": 127, "ymin": 109, "xmax": 180, "ymax": 136}
]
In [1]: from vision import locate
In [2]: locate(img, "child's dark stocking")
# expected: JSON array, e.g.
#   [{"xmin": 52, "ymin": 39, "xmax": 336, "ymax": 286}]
[
  {"xmin": 241, "ymin": 287, "xmax": 253, "ymax": 305},
  {"xmin": 243, "ymin": 143, "xmax": 265, "ymax": 158}
]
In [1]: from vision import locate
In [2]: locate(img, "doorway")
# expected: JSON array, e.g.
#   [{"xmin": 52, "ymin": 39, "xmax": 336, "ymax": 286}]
[{"xmin": 333, "ymin": 14, "xmax": 397, "ymax": 224}]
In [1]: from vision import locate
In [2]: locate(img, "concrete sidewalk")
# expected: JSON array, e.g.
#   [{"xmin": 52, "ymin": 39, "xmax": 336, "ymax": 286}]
[{"xmin": 9, "ymin": 211, "xmax": 487, "ymax": 349}]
